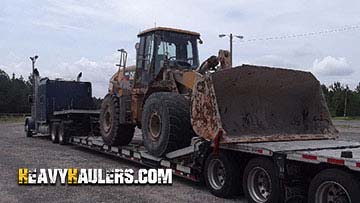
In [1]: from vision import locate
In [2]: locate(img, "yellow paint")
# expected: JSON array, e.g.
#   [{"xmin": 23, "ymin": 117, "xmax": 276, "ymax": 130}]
[
  {"xmin": 181, "ymin": 71, "xmax": 197, "ymax": 89},
  {"xmin": 18, "ymin": 168, "xmax": 28, "ymax": 184},
  {"xmin": 68, "ymin": 168, "xmax": 78, "ymax": 184}
]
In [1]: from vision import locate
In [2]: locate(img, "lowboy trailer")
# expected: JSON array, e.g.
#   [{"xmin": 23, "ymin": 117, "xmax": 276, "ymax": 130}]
[{"xmin": 62, "ymin": 133, "xmax": 360, "ymax": 203}]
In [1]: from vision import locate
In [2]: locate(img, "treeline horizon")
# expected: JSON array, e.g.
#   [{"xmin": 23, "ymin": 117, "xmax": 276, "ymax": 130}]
[{"xmin": 0, "ymin": 69, "xmax": 359, "ymax": 117}]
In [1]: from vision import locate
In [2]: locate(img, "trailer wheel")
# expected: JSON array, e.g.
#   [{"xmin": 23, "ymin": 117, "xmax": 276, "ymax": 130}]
[
  {"xmin": 58, "ymin": 123, "xmax": 68, "ymax": 145},
  {"xmin": 51, "ymin": 123, "xmax": 59, "ymax": 143},
  {"xmin": 100, "ymin": 94, "xmax": 135, "ymax": 146},
  {"xmin": 308, "ymin": 169, "xmax": 360, "ymax": 203},
  {"xmin": 243, "ymin": 157, "xmax": 279, "ymax": 203},
  {"xmin": 142, "ymin": 92, "xmax": 195, "ymax": 157},
  {"xmin": 204, "ymin": 152, "xmax": 241, "ymax": 198}
]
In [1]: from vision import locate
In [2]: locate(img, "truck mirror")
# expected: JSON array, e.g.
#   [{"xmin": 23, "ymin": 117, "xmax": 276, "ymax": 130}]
[
  {"xmin": 135, "ymin": 42, "xmax": 140, "ymax": 51},
  {"xmin": 28, "ymin": 95, "xmax": 33, "ymax": 103}
]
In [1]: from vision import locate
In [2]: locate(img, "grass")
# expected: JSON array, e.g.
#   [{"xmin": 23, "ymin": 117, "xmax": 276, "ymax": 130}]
[
  {"xmin": 332, "ymin": 116, "xmax": 360, "ymax": 121},
  {"xmin": 0, "ymin": 115, "xmax": 26, "ymax": 123}
]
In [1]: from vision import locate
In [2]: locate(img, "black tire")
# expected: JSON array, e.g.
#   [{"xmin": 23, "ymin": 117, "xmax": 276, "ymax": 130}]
[
  {"xmin": 99, "ymin": 94, "xmax": 135, "ymax": 146},
  {"xmin": 91, "ymin": 121, "xmax": 101, "ymax": 137},
  {"xmin": 25, "ymin": 122, "xmax": 32, "ymax": 137},
  {"xmin": 141, "ymin": 92, "xmax": 195, "ymax": 157},
  {"xmin": 58, "ymin": 123, "xmax": 67, "ymax": 145},
  {"xmin": 51, "ymin": 123, "xmax": 59, "ymax": 143},
  {"xmin": 204, "ymin": 152, "xmax": 241, "ymax": 198},
  {"xmin": 243, "ymin": 157, "xmax": 280, "ymax": 203},
  {"xmin": 308, "ymin": 169, "xmax": 360, "ymax": 203}
]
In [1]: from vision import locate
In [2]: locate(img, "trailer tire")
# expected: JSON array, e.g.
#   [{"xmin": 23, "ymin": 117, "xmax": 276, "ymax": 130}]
[
  {"xmin": 308, "ymin": 168, "xmax": 360, "ymax": 203},
  {"xmin": 58, "ymin": 123, "xmax": 68, "ymax": 145},
  {"xmin": 204, "ymin": 152, "xmax": 241, "ymax": 198},
  {"xmin": 51, "ymin": 123, "xmax": 59, "ymax": 143},
  {"xmin": 142, "ymin": 92, "xmax": 194, "ymax": 157},
  {"xmin": 100, "ymin": 94, "xmax": 135, "ymax": 146},
  {"xmin": 243, "ymin": 157, "xmax": 279, "ymax": 203}
]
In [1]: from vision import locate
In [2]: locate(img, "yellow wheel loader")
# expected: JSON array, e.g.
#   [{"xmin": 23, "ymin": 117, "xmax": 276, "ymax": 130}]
[{"xmin": 99, "ymin": 27, "xmax": 337, "ymax": 157}]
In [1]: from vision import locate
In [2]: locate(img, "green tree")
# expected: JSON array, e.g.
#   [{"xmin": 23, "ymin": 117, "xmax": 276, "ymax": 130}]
[{"xmin": 0, "ymin": 69, "xmax": 32, "ymax": 113}]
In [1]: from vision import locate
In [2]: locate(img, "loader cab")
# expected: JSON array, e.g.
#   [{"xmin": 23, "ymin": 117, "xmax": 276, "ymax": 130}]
[{"xmin": 135, "ymin": 27, "xmax": 200, "ymax": 86}]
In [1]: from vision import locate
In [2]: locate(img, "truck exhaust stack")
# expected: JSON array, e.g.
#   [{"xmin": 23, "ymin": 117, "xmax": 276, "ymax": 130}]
[{"xmin": 191, "ymin": 64, "xmax": 338, "ymax": 143}]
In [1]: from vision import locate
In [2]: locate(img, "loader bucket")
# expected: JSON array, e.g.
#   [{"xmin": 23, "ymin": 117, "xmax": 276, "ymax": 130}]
[{"xmin": 191, "ymin": 64, "xmax": 338, "ymax": 143}]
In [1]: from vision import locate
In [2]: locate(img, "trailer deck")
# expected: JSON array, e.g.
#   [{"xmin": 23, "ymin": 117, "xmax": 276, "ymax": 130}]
[
  {"xmin": 70, "ymin": 136, "xmax": 202, "ymax": 181},
  {"xmin": 69, "ymin": 135, "xmax": 360, "ymax": 185}
]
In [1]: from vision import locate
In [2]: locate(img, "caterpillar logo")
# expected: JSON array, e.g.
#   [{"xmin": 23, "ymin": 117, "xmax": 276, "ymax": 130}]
[{"xmin": 18, "ymin": 168, "xmax": 172, "ymax": 185}]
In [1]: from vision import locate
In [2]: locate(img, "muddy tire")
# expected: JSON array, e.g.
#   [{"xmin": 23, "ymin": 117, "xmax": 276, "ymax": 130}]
[
  {"xmin": 243, "ymin": 157, "xmax": 280, "ymax": 203},
  {"xmin": 308, "ymin": 169, "xmax": 360, "ymax": 203},
  {"xmin": 142, "ymin": 92, "xmax": 195, "ymax": 157},
  {"xmin": 204, "ymin": 152, "xmax": 241, "ymax": 198},
  {"xmin": 100, "ymin": 94, "xmax": 134, "ymax": 146},
  {"xmin": 51, "ymin": 123, "xmax": 59, "ymax": 143}
]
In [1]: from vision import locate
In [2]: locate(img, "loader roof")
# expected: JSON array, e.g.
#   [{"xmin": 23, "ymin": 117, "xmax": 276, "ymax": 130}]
[{"xmin": 138, "ymin": 27, "xmax": 200, "ymax": 37}]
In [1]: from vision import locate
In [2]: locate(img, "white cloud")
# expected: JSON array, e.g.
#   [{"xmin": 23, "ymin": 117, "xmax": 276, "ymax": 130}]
[
  {"xmin": 1, "ymin": 0, "xmax": 360, "ymax": 93},
  {"xmin": 0, "ymin": 56, "xmax": 116, "ymax": 98},
  {"xmin": 253, "ymin": 54, "xmax": 298, "ymax": 69},
  {"xmin": 46, "ymin": 57, "xmax": 115, "ymax": 98},
  {"xmin": 0, "ymin": 62, "xmax": 28, "ymax": 79},
  {"xmin": 311, "ymin": 56, "xmax": 354, "ymax": 76}
]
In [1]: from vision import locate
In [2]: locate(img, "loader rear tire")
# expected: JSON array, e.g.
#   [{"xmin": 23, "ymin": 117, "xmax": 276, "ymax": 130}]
[
  {"xmin": 100, "ymin": 94, "xmax": 135, "ymax": 146},
  {"xmin": 142, "ymin": 92, "xmax": 195, "ymax": 157}
]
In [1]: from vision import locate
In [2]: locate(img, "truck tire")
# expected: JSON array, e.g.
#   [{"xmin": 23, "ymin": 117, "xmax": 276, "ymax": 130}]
[
  {"xmin": 58, "ymin": 123, "xmax": 68, "ymax": 145},
  {"xmin": 142, "ymin": 92, "xmax": 195, "ymax": 157},
  {"xmin": 308, "ymin": 168, "xmax": 360, "ymax": 203},
  {"xmin": 243, "ymin": 157, "xmax": 279, "ymax": 203},
  {"xmin": 51, "ymin": 123, "xmax": 59, "ymax": 143},
  {"xmin": 204, "ymin": 152, "xmax": 241, "ymax": 198},
  {"xmin": 25, "ymin": 121, "xmax": 32, "ymax": 137},
  {"xmin": 100, "ymin": 94, "xmax": 135, "ymax": 146}
]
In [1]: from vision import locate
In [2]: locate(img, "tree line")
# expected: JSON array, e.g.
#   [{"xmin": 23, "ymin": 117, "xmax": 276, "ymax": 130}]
[
  {"xmin": 0, "ymin": 68, "xmax": 359, "ymax": 116},
  {"xmin": 0, "ymin": 69, "xmax": 32, "ymax": 113},
  {"xmin": 322, "ymin": 82, "xmax": 360, "ymax": 117}
]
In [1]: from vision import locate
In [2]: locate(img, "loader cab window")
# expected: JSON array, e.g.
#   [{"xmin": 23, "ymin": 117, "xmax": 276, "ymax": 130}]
[
  {"xmin": 154, "ymin": 32, "xmax": 199, "ymax": 75},
  {"xmin": 144, "ymin": 35, "xmax": 154, "ymax": 71},
  {"xmin": 135, "ymin": 34, "xmax": 155, "ymax": 86}
]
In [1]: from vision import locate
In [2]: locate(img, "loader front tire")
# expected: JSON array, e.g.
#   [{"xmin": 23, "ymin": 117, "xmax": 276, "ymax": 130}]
[
  {"xmin": 142, "ymin": 92, "xmax": 194, "ymax": 157},
  {"xmin": 100, "ymin": 94, "xmax": 135, "ymax": 146}
]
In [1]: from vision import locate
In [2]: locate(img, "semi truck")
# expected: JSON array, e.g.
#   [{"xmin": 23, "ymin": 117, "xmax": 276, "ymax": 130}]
[
  {"xmin": 24, "ymin": 68, "xmax": 100, "ymax": 144},
  {"xmin": 26, "ymin": 27, "xmax": 360, "ymax": 203}
]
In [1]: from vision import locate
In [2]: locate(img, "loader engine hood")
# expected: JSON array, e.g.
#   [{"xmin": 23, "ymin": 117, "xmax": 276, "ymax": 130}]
[{"xmin": 191, "ymin": 64, "xmax": 338, "ymax": 143}]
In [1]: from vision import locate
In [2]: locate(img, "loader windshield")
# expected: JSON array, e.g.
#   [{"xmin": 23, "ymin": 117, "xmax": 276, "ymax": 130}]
[{"xmin": 155, "ymin": 32, "xmax": 199, "ymax": 74}]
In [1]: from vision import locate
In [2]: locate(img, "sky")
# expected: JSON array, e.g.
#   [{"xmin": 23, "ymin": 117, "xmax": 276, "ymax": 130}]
[{"xmin": 0, "ymin": 0, "xmax": 359, "ymax": 97}]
